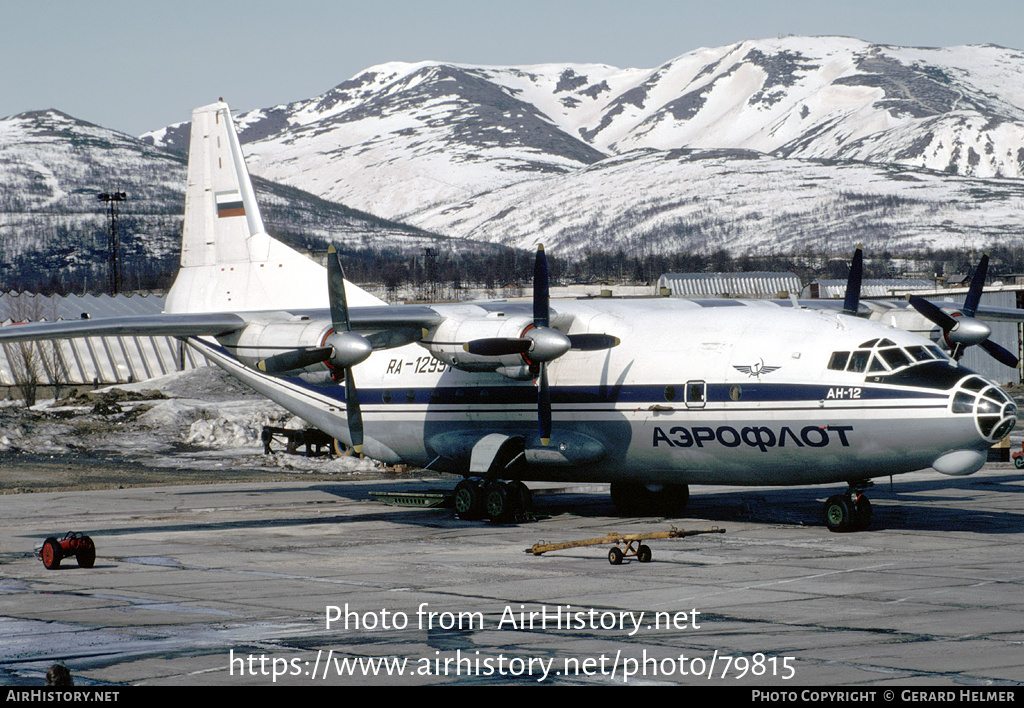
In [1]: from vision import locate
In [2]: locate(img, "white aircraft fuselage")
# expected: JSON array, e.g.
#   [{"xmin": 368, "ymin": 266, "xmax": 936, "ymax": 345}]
[
  {"xmin": 192, "ymin": 296, "xmax": 1014, "ymax": 487},
  {"xmin": 4, "ymin": 100, "xmax": 1017, "ymax": 530}
]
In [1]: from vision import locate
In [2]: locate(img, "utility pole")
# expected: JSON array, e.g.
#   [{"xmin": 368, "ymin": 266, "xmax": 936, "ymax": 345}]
[{"xmin": 98, "ymin": 191, "xmax": 126, "ymax": 295}]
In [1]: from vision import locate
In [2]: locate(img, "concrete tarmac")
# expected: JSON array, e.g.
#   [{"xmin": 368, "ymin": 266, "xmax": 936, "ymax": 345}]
[{"xmin": 1, "ymin": 464, "xmax": 1023, "ymax": 686}]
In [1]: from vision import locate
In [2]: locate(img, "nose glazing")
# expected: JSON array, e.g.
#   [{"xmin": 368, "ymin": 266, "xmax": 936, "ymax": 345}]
[{"xmin": 950, "ymin": 376, "xmax": 1017, "ymax": 442}]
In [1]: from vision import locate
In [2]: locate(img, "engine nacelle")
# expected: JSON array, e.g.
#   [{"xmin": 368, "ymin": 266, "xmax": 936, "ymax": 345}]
[
  {"xmin": 226, "ymin": 318, "xmax": 333, "ymax": 373},
  {"xmin": 426, "ymin": 314, "xmax": 537, "ymax": 373}
]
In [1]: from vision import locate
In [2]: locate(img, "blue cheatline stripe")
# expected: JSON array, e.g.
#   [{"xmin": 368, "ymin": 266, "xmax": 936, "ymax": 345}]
[{"xmin": 297, "ymin": 381, "xmax": 947, "ymax": 406}]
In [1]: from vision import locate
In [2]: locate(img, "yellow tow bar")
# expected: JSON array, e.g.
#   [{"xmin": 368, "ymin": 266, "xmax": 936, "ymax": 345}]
[{"xmin": 525, "ymin": 527, "xmax": 725, "ymax": 564}]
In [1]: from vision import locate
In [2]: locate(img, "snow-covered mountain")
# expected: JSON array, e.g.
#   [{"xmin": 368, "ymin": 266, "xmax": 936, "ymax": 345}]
[
  {"xmin": 0, "ymin": 109, "xmax": 489, "ymax": 291},
  {"xmin": 144, "ymin": 36, "xmax": 1024, "ymax": 257}
]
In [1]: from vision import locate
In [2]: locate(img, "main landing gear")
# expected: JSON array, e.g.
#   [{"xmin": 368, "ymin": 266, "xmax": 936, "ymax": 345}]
[
  {"xmin": 823, "ymin": 482, "xmax": 873, "ymax": 532},
  {"xmin": 453, "ymin": 477, "xmax": 534, "ymax": 524}
]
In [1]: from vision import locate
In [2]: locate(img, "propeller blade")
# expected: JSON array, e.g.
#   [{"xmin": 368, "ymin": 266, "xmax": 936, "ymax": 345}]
[
  {"xmin": 327, "ymin": 244, "xmax": 366, "ymax": 454},
  {"xmin": 256, "ymin": 346, "xmax": 333, "ymax": 374},
  {"xmin": 533, "ymin": 245, "xmax": 549, "ymax": 328},
  {"xmin": 981, "ymin": 339, "xmax": 1020, "ymax": 368},
  {"xmin": 463, "ymin": 338, "xmax": 533, "ymax": 356},
  {"xmin": 842, "ymin": 245, "xmax": 863, "ymax": 316},
  {"xmin": 963, "ymin": 253, "xmax": 988, "ymax": 318},
  {"xmin": 345, "ymin": 372, "xmax": 364, "ymax": 454},
  {"xmin": 327, "ymin": 244, "xmax": 351, "ymax": 333},
  {"xmin": 907, "ymin": 294, "xmax": 959, "ymax": 332},
  {"xmin": 538, "ymin": 363, "xmax": 551, "ymax": 446},
  {"xmin": 567, "ymin": 333, "xmax": 620, "ymax": 351}
]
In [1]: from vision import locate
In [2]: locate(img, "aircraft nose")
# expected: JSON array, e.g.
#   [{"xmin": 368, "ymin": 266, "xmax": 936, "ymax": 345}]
[{"xmin": 950, "ymin": 375, "xmax": 1017, "ymax": 443}]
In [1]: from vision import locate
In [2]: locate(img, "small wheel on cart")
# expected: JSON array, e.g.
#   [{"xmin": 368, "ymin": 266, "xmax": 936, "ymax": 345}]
[
  {"xmin": 77, "ymin": 537, "xmax": 96, "ymax": 568},
  {"xmin": 637, "ymin": 544, "xmax": 652, "ymax": 563},
  {"xmin": 41, "ymin": 537, "xmax": 62, "ymax": 570},
  {"xmin": 608, "ymin": 547, "xmax": 624, "ymax": 565}
]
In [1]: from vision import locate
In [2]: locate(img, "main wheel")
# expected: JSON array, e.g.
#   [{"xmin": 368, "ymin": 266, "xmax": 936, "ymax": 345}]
[
  {"xmin": 453, "ymin": 479, "xmax": 484, "ymax": 520},
  {"xmin": 484, "ymin": 481, "xmax": 513, "ymax": 523},
  {"xmin": 823, "ymin": 494, "xmax": 853, "ymax": 533},
  {"xmin": 508, "ymin": 480, "xmax": 533, "ymax": 515},
  {"xmin": 608, "ymin": 547, "xmax": 624, "ymax": 565},
  {"xmin": 851, "ymin": 495, "xmax": 872, "ymax": 532},
  {"xmin": 41, "ymin": 537, "xmax": 61, "ymax": 570}
]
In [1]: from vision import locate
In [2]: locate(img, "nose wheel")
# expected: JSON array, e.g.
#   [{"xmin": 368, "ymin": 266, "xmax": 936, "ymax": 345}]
[{"xmin": 823, "ymin": 484, "xmax": 872, "ymax": 532}]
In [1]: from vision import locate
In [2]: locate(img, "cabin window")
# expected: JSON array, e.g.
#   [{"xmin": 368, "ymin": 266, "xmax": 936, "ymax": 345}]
[
  {"xmin": 828, "ymin": 351, "xmax": 850, "ymax": 371},
  {"xmin": 664, "ymin": 385, "xmax": 677, "ymax": 402}
]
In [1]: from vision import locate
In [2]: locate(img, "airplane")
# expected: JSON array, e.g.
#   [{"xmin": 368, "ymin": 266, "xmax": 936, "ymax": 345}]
[{"xmin": 2, "ymin": 100, "xmax": 1021, "ymax": 533}]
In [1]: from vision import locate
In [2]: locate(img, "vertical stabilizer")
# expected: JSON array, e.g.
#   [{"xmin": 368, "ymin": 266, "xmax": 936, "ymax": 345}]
[{"xmin": 165, "ymin": 101, "xmax": 385, "ymax": 314}]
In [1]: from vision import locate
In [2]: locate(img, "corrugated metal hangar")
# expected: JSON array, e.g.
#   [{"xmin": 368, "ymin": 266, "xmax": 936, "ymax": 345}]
[{"xmin": 0, "ymin": 293, "xmax": 205, "ymax": 393}]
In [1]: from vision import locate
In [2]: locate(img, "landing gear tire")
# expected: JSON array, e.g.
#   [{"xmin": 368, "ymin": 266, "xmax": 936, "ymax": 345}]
[
  {"xmin": 485, "ymin": 481, "xmax": 513, "ymax": 524},
  {"xmin": 823, "ymin": 494, "xmax": 853, "ymax": 533},
  {"xmin": 610, "ymin": 482, "xmax": 689, "ymax": 516},
  {"xmin": 455, "ymin": 478, "xmax": 532, "ymax": 523},
  {"xmin": 454, "ymin": 478, "xmax": 485, "ymax": 520},
  {"xmin": 608, "ymin": 547, "xmax": 624, "ymax": 565},
  {"xmin": 824, "ymin": 492, "xmax": 872, "ymax": 532},
  {"xmin": 851, "ymin": 495, "xmax": 872, "ymax": 532}
]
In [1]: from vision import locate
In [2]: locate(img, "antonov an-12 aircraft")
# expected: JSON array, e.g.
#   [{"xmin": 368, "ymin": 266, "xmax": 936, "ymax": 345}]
[{"xmin": 3, "ymin": 101, "xmax": 1021, "ymax": 532}]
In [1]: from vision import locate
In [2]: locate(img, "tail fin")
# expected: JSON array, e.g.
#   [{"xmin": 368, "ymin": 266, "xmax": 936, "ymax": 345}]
[{"xmin": 165, "ymin": 101, "xmax": 385, "ymax": 314}]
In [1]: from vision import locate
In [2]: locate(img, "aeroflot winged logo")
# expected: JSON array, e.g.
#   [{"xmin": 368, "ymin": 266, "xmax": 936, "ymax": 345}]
[{"xmin": 733, "ymin": 358, "xmax": 781, "ymax": 377}]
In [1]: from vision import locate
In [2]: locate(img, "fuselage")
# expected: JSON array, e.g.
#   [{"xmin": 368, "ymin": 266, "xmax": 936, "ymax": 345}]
[{"xmin": 195, "ymin": 298, "xmax": 1016, "ymax": 487}]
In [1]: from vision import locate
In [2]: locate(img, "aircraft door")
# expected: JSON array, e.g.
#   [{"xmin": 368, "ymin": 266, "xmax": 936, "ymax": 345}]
[{"xmin": 685, "ymin": 380, "xmax": 706, "ymax": 409}]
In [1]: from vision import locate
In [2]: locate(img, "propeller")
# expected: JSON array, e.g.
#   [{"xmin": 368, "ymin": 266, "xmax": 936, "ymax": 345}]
[
  {"xmin": 462, "ymin": 244, "xmax": 620, "ymax": 445},
  {"xmin": 906, "ymin": 253, "xmax": 1019, "ymax": 368},
  {"xmin": 327, "ymin": 245, "xmax": 370, "ymax": 454},
  {"xmin": 842, "ymin": 245, "xmax": 863, "ymax": 316},
  {"xmin": 256, "ymin": 244, "xmax": 373, "ymax": 452}
]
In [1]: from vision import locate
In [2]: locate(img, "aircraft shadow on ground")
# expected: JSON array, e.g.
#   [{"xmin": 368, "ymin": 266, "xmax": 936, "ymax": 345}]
[{"xmin": 22, "ymin": 474, "xmax": 1023, "ymax": 541}]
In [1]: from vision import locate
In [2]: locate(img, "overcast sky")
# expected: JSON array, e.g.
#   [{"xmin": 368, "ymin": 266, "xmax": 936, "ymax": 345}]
[{"xmin": 4, "ymin": 0, "xmax": 1022, "ymax": 136}]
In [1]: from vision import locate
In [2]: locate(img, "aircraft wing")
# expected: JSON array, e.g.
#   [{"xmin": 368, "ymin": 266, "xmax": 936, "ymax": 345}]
[
  {"xmin": 0, "ymin": 312, "xmax": 249, "ymax": 343},
  {"xmin": 0, "ymin": 304, "xmax": 455, "ymax": 347},
  {"xmin": 790, "ymin": 298, "xmax": 1024, "ymax": 323}
]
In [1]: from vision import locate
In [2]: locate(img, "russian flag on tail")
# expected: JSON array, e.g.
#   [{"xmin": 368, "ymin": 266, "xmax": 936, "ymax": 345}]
[{"xmin": 216, "ymin": 190, "xmax": 245, "ymax": 218}]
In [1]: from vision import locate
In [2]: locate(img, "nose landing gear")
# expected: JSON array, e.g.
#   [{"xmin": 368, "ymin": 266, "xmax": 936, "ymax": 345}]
[{"xmin": 823, "ymin": 482, "xmax": 873, "ymax": 532}]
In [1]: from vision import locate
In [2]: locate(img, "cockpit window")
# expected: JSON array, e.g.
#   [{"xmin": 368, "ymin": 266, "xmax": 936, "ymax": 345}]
[
  {"xmin": 848, "ymin": 350, "xmax": 869, "ymax": 373},
  {"xmin": 830, "ymin": 339, "xmax": 955, "ymax": 378},
  {"xmin": 867, "ymin": 354, "xmax": 888, "ymax": 372},
  {"xmin": 828, "ymin": 351, "xmax": 850, "ymax": 371},
  {"xmin": 878, "ymin": 347, "xmax": 911, "ymax": 370},
  {"xmin": 905, "ymin": 345, "xmax": 933, "ymax": 362}
]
